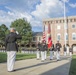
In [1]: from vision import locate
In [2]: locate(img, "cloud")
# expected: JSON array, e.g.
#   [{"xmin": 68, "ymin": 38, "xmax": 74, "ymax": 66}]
[
  {"xmin": 69, "ymin": 3, "xmax": 76, "ymax": 8},
  {"xmin": 0, "ymin": 9, "xmax": 33, "ymax": 28},
  {"xmin": 5, "ymin": 0, "xmax": 40, "ymax": 12},
  {"xmin": 31, "ymin": 0, "xmax": 64, "ymax": 20},
  {"xmin": 0, "ymin": 0, "xmax": 10, "ymax": 5},
  {"xmin": 0, "ymin": 0, "xmax": 67, "ymax": 31}
]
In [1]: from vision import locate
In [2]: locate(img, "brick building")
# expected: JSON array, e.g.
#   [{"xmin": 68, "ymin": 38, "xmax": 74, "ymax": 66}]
[{"xmin": 43, "ymin": 16, "xmax": 76, "ymax": 53}]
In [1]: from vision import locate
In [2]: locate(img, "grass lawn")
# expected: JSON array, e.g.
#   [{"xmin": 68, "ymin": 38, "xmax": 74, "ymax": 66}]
[
  {"xmin": 69, "ymin": 55, "xmax": 76, "ymax": 75},
  {"xmin": 0, "ymin": 52, "xmax": 36, "ymax": 63}
]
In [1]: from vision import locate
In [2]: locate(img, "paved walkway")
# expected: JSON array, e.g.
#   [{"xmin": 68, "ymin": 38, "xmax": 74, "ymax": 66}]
[{"xmin": 0, "ymin": 56, "xmax": 71, "ymax": 75}]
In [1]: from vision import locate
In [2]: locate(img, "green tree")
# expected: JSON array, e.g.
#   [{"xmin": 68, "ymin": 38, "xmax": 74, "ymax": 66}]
[
  {"xmin": 0, "ymin": 24, "xmax": 9, "ymax": 47},
  {"xmin": 10, "ymin": 18, "xmax": 32, "ymax": 45},
  {"xmin": 0, "ymin": 24, "xmax": 9, "ymax": 35}
]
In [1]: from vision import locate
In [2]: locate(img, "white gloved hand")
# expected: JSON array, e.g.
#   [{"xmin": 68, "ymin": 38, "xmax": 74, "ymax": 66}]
[{"xmin": 16, "ymin": 31, "xmax": 19, "ymax": 34}]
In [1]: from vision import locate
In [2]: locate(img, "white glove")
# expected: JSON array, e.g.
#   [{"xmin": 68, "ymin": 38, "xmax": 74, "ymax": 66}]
[{"xmin": 16, "ymin": 31, "xmax": 19, "ymax": 34}]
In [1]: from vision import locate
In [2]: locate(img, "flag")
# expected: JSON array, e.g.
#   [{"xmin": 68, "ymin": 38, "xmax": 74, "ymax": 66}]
[
  {"xmin": 48, "ymin": 23, "xmax": 52, "ymax": 49},
  {"xmin": 48, "ymin": 36, "xmax": 52, "ymax": 49},
  {"xmin": 43, "ymin": 32, "xmax": 46, "ymax": 41},
  {"xmin": 42, "ymin": 25, "xmax": 46, "ymax": 41}
]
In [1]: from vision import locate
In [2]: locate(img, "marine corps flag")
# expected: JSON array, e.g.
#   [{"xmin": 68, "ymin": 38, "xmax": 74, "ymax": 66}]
[
  {"xmin": 48, "ymin": 23, "xmax": 52, "ymax": 49},
  {"xmin": 48, "ymin": 35, "xmax": 52, "ymax": 49}
]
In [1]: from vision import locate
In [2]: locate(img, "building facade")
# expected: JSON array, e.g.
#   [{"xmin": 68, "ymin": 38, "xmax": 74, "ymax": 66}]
[
  {"xmin": 32, "ymin": 32, "xmax": 43, "ymax": 44},
  {"xmin": 43, "ymin": 16, "xmax": 76, "ymax": 53}
]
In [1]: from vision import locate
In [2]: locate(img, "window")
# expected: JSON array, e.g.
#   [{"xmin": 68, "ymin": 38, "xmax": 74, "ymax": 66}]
[
  {"xmin": 38, "ymin": 37, "xmax": 41, "ymax": 41},
  {"xmin": 51, "ymin": 21, "xmax": 53, "ymax": 23},
  {"xmin": 57, "ymin": 33, "xmax": 61, "ymax": 41},
  {"xmin": 60, "ymin": 20, "xmax": 61, "ymax": 23},
  {"xmin": 56, "ymin": 20, "xmax": 58, "ymax": 23},
  {"xmin": 74, "ymin": 19, "xmax": 76, "ymax": 22},
  {"xmin": 65, "ymin": 24, "xmax": 68, "ymax": 29},
  {"xmin": 66, "ymin": 33, "xmax": 68, "ymax": 40},
  {"xmin": 72, "ymin": 25, "xmax": 76, "ymax": 28},
  {"xmin": 33, "ymin": 37, "xmax": 36, "ymax": 41},
  {"xmin": 72, "ymin": 33, "xmax": 76, "ymax": 40},
  {"xmin": 57, "ymin": 25, "xmax": 61, "ymax": 30},
  {"xmin": 70, "ymin": 19, "xmax": 72, "ymax": 22}
]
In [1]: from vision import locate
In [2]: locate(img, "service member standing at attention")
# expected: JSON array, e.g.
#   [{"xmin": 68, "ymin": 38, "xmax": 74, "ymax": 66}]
[
  {"xmin": 50, "ymin": 43, "xmax": 54, "ymax": 60},
  {"xmin": 55, "ymin": 41, "xmax": 62, "ymax": 61},
  {"xmin": 36, "ymin": 41, "xmax": 41, "ymax": 60},
  {"xmin": 64, "ymin": 45, "xmax": 67, "ymax": 56},
  {"xmin": 44, "ymin": 41, "xmax": 48, "ymax": 60},
  {"xmin": 41, "ymin": 40, "xmax": 47, "ymax": 61},
  {"xmin": 5, "ymin": 28, "xmax": 22, "ymax": 72},
  {"xmin": 69, "ymin": 46, "xmax": 73, "ymax": 56}
]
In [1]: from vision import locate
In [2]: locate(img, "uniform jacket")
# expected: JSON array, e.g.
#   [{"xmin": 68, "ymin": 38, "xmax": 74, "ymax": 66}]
[
  {"xmin": 64, "ymin": 46, "xmax": 67, "ymax": 51},
  {"xmin": 50, "ymin": 44, "xmax": 54, "ymax": 51},
  {"xmin": 69, "ymin": 47, "xmax": 73, "ymax": 52},
  {"xmin": 55, "ymin": 43, "xmax": 62, "ymax": 51},
  {"xmin": 37, "ymin": 43, "xmax": 41, "ymax": 51},
  {"xmin": 5, "ymin": 32, "xmax": 22, "ymax": 51},
  {"xmin": 40, "ymin": 43, "xmax": 48, "ymax": 51}
]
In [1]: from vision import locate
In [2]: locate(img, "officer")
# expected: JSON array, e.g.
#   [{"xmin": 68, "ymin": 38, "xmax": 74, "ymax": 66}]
[
  {"xmin": 69, "ymin": 46, "xmax": 73, "ymax": 56},
  {"xmin": 5, "ymin": 28, "xmax": 22, "ymax": 72},
  {"xmin": 50, "ymin": 43, "xmax": 54, "ymax": 60},
  {"xmin": 55, "ymin": 41, "xmax": 62, "ymax": 61},
  {"xmin": 40, "ymin": 40, "xmax": 48, "ymax": 61},
  {"xmin": 64, "ymin": 45, "xmax": 67, "ymax": 56},
  {"xmin": 44, "ymin": 41, "xmax": 48, "ymax": 60},
  {"xmin": 36, "ymin": 41, "xmax": 41, "ymax": 60}
]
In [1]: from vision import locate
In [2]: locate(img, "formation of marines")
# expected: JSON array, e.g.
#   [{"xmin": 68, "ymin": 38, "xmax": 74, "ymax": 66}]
[{"xmin": 36, "ymin": 40, "xmax": 72, "ymax": 62}]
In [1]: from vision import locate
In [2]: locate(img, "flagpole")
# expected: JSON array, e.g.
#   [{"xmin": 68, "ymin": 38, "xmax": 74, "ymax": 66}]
[{"xmin": 64, "ymin": 0, "xmax": 66, "ymax": 47}]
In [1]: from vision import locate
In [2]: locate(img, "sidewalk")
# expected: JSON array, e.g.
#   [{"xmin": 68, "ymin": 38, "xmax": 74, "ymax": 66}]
[{"xmin": 0, "ymin": 56, "xmax": 71, "ymax": 75}]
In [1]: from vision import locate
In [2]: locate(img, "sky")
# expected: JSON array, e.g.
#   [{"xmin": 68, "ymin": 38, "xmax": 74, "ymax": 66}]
[{"xmin": 0, "ymin": 0, "xmax": 76, "ymax": 32}]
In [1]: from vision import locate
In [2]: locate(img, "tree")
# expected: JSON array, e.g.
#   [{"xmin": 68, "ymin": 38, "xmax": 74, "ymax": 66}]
[
  {"xmin": 0, "ymin": 24, "xmax": 9, "ymax": 35},
  {"xmin": 0, "ymin": 24, "xmax": 9, "ymax": 47},
  {"xmin": 10, "ymin": 18, "xmax": 32, "ymax": 45}
]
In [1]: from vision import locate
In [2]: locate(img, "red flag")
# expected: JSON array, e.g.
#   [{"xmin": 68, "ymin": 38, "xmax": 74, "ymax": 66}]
[
  {"xmin": 48, "ymin": 36, "xmax": 52, "ymax": 49},
  {"xmin": 48, "ymin": 23, "xmax": 52, "ymax": 49}
]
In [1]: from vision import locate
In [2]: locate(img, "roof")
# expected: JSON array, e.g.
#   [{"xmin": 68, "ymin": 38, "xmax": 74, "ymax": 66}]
[
  {"xmin": 33, "ymin": 32, "xmax": 43, "ymax": 36},
  {"xmin": 43, "ymin": 15, "xmax": 76, "ymax": 22}
]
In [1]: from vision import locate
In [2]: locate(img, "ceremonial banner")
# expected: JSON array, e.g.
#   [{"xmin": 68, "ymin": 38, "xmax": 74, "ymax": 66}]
[{"xmin": 48, "ymin": 24, "xmax": 52, "ymax": 49}]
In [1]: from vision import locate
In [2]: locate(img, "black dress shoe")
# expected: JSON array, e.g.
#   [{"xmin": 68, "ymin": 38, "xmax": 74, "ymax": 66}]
[
  {"xmin": 8, "ymin": 70, "xmax": 16, "ymax": 72},
  {"xmin": 57, "ymin": 59, "xmax": 60, "ymax": 61}
]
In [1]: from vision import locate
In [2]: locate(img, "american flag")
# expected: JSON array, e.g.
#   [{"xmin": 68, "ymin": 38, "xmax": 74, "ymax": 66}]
[
  {"xmin": 42, "ymin": 25, "xmax": 46, "ymax": 41},
  {"xmin": 42, "ymin": 32, "xmax": 46, "ymax": 41}
]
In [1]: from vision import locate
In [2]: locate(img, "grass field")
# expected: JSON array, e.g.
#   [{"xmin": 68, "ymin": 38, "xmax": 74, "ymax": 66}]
[
  {"xmin": 0, "ymin": 52, "xmax": 36, "ymax": 63},
  {"xmin": 69, "ymin": 55, "xmax": 76, "ymax": 75}
]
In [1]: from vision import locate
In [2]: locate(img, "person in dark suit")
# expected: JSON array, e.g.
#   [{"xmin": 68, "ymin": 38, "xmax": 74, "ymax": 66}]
[
  {"xmin": 40, "ymin": 40, "xmax": 48, "ymax": 61},
  {"xmin": 63, "ymin": 45, "xmax": 67, "ymax": 56},
  {"xmin": 50, "ymin": 43, "xmax": 54, "ymax": 60},
  {"xmin": 36, "ymin": 41, "xmax": 41, "ymax": 60},
  {"xmin": 55, "ymin": 41, "xmax": 62, "ymax": 61},
  {"xmin": 5, "ymin": 28, "xmax": 22, "ymax": 72},
  {"xmin": 69, "ymin": 47, "xmax": 73, "ymax": 56}
]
